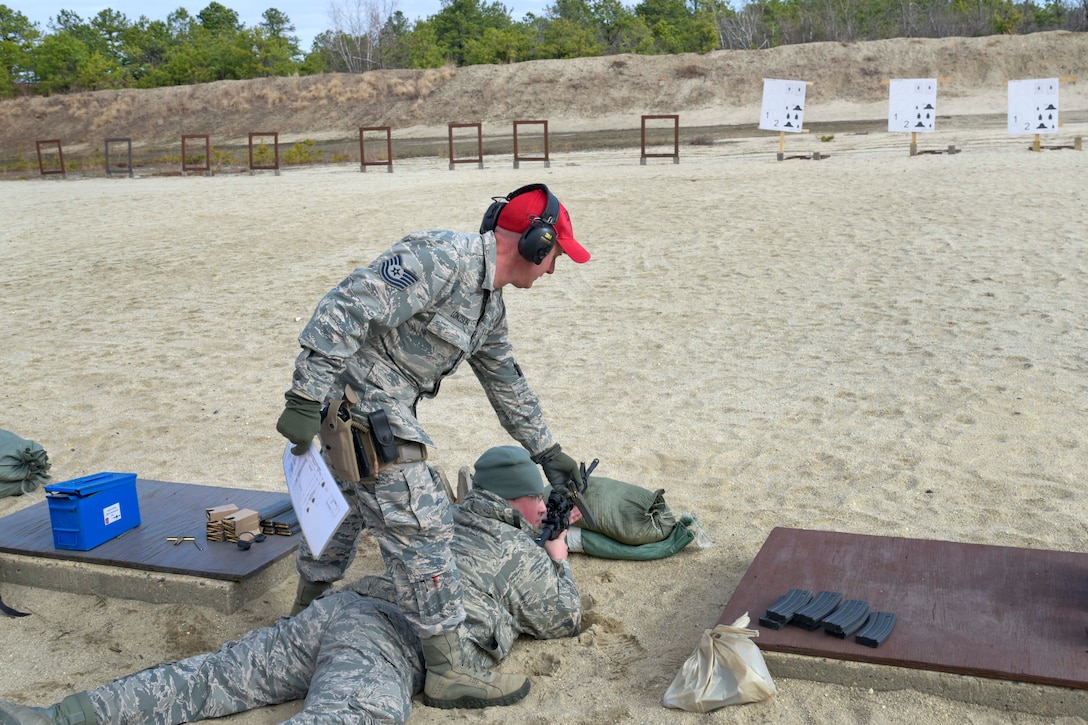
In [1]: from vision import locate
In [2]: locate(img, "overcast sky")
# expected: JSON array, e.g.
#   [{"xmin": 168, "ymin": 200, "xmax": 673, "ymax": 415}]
[{"xmin": 13, "ymin": 0, "xmax": 554, "ymax": 50}]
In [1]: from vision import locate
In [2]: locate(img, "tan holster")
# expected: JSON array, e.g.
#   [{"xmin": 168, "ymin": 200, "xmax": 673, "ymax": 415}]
[{"xmin": 318, "ymin": 385, "xmax": 381, "ymax": 483}]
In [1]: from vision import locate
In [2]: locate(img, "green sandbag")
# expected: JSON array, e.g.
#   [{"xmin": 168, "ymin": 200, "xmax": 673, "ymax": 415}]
[
  {"xmin": 0, "ymin": 429, "xmax": 51, "ymax": 498},
  {"xmin": 571, "ymin": 476, "xmax": 677, "ymax": 545},
  {"xmin": 580, "ymin": 515, "xmax": 697, "ymax": 560}
]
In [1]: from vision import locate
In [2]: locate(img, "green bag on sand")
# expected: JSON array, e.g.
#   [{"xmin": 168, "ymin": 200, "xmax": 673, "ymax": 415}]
[
  {"xmin": 571, "ymin": 476, "xmax": 677, "ymax": 545},
  {"xmin": 577, "ymin": 515, "xmax": 700, "ymax": 560},
  {"xmin": 0, "ymin": 429, "xmax": 51, "ymax": 498}
]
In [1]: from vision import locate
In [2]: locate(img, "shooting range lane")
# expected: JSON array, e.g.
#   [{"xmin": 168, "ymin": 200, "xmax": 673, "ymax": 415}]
[{"xmin": 3, "ymin": 109, "xmax": 1088, "ymax": 720}]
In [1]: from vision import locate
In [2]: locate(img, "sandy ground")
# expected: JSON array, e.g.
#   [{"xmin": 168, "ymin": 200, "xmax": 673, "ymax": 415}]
[{"xmin": 2, "ymin": 111, "xmax": 1088, "ymax": 725}]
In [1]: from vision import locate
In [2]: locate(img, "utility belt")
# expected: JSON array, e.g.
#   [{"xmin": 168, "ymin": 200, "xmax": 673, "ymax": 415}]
[{"xmin": 319, "ymin": 385, "xmax": 427, "ymax": 483}]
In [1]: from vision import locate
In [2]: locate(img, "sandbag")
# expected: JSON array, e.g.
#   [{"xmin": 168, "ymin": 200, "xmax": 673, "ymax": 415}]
[
  {"xmin": 571, "ymin": 476, "xmax": 676, "ymax": 545},
  {"xmin": 0, "ymin": 429, "xmax": 51, "ymax": 498},
  {"xmin": 573, "ymin": 514, "xmax": 699, "ymax": 560}
]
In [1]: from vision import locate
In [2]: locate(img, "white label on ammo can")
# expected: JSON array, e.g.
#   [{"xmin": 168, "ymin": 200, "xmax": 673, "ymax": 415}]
[{"xmin": 103, "ymin": 502, "xmax": 122, "ymax": 525}]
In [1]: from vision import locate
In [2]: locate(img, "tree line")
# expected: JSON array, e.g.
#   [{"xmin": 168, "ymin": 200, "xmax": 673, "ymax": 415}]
[{"xmin": 1, "ymin": 0, "xmax": 1085, "ymax": 97}]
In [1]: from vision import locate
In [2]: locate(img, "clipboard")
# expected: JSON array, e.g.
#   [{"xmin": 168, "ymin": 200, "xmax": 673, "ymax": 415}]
[{"xmin": 281, "ymin": 442, "xmax": 350, "ymax": 559}]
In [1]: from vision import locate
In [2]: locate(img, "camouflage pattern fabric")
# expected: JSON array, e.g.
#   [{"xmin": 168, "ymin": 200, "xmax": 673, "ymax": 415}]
[
  {"xmin": 49, "ymin": 489, "xmax": 581, "ymax": 725},
  {"xmin": 288, "ymin": 230, "xmax": 554, "ymax": 452},
  {"xmin": 347, "ymin": 488, "xmax": 581, "ymax": 670},
  {"xmin": 291, "ymin": 230, "xmax": 557, "ymax": 623},
  {"xmin": 297, "ymin": 460, "xmax": 467, "ymax": 638},
  {"xmin": 450, "ymin": 488, "xmax": 582, "ymax": 669},
  {"xmin": 86, "ymin": 593, "xmax": 424, "ymax": 725}
]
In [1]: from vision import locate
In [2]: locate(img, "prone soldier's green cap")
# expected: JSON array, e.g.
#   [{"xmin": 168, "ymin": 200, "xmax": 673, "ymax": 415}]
[{"xmin": 473, "ymin": 446, "xmax": 544, "ymax": 500}]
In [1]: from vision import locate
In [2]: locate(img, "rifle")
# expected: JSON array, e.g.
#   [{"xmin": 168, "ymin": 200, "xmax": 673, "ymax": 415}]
[{"xmin": 535, "ymin": 458, "xmax": 599, "ymax": 546}]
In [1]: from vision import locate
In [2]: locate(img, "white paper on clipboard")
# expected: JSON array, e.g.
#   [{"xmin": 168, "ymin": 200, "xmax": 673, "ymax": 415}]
[{"xmin": 282, "ymin": 442, "xmax": 350, "ymax": 559}]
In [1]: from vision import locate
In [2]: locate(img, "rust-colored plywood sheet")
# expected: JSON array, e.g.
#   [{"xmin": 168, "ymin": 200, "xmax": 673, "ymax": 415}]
[
  {"xmin": 0, "ymin": 479, "xmax": 297, "ymax": 580},
  {"xmin": 719, "ymin": 527, "xmax": 1088, "ymax": 690}
]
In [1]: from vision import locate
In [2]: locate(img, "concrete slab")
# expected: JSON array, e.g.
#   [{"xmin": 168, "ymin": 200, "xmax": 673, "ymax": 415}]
[
  {"xmin": 0, "ymin": 550, "xmax": 296, "ymax": 613},
  {"xmin": 765, "ymin": 651, "xmax": 1088, "ymax": 718}
]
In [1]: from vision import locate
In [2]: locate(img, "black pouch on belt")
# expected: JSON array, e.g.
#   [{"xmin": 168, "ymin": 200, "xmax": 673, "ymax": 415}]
[{"xmin": 367, "ymin": 409, "xmax": 400, "ymax": 464}]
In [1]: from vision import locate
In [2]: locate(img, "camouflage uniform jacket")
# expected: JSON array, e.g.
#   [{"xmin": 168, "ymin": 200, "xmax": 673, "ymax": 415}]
[
  {"xmin": 452, "ymin": 488, "xmax": 581, "ymax": 664},
  {"xmin": 289, "ymin": 229, "xmax": 555, "ymax": 452},
  {"xmin": 348, "ymin": 488, "xmax": 581, "ymax": 666}
]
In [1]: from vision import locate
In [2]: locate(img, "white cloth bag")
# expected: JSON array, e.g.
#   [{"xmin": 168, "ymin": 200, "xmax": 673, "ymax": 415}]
[{"xmin": 662, "ymin": 614, "xmax": 777, "ymax": 712}]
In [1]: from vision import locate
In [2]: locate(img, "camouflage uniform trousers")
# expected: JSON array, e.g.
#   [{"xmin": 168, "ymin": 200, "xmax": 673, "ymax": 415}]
[
  {"xmin": 296, "ymin": 458, "xmax": 466, "ymax": 638},
  {"xmin": 86, "ymin": 592, "xmax": 425, "ymax": 725}
]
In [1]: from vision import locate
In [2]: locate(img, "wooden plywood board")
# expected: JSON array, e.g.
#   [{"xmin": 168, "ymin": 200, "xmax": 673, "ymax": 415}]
[
  {"xmin": 0, "ymin": 479, "xmax": 297, "ymax": 581},
  {"xmin": 719, "ymin": 527, "xmax": 1088, "ymax": 690}
]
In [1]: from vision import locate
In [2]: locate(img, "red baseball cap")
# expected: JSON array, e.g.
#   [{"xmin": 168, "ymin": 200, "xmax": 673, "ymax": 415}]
[{"xmin": 497, "ymin": 189, "xmax": 591, "ymax": 264}]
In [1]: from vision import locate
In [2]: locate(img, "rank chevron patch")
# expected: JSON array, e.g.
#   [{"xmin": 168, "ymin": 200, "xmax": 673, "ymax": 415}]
[{"xmin": 381, "ymin": 255, "xmax": 419, "ymax": 289}]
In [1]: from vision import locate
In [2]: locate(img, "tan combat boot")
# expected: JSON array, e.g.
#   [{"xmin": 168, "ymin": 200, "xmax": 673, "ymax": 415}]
[{"xmin": 421, "ymin": 630, "xmax": 529, "ymax": 709}]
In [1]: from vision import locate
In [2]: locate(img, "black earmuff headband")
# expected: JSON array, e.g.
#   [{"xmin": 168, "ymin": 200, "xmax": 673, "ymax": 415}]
[{"xmin": 479, "ymin": 184, "xmax": 561, "ymax": 265}]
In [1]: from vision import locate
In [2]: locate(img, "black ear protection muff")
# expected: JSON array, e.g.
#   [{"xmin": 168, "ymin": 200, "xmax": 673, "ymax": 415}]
[
  {"xmin": 237, "ymin": 531, "xmax": 266, "ymax": 550},
  {"xmin": 479, "ymin": 183, "xmax": 561, "ymax": 265}
]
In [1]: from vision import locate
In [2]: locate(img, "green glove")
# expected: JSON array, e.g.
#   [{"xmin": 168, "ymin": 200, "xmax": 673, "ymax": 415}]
[
  {"xmin": 531, "ymin": 443, "xmax": 582, "ymax": 490},
  {"xmin": 277, "ymin": 391, "xmax": 321, "ymax": 455}
]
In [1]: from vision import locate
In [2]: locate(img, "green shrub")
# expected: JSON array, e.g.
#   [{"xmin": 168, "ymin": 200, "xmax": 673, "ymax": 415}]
[
  {"xmin": 2, "ymin": 151, "xmax": 33, "ymax": 172},
  {"xmin": 252, "ymin": 141, "xmax": 275, "ymax": 165},
  {"xmin": 212, "ymin": 147, "xmax": 235, "ymax": 168},
  {"xmin": 284, "ymin": 139, "xmax": 323, "ymax": 165}
]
